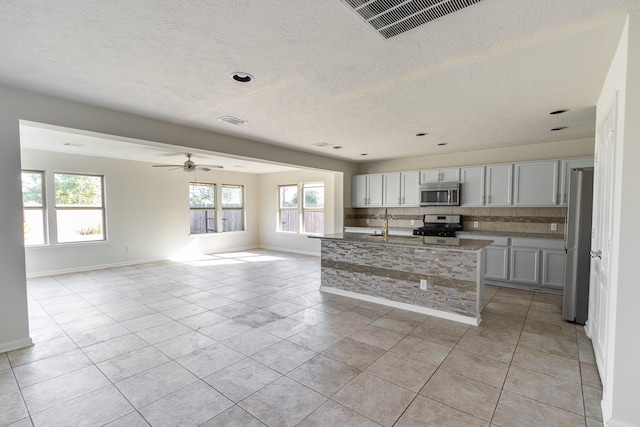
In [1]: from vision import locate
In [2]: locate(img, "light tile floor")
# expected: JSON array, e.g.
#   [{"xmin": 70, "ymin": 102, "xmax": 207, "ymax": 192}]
[{"xmin": 0, "ymin": 250, "xmax": 603, "ymax": 426}]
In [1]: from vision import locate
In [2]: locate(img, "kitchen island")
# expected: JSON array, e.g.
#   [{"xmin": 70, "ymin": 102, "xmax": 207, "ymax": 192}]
[{"xmin": 310, "ymin": 233, "xmax": 492, "ymax": 325}]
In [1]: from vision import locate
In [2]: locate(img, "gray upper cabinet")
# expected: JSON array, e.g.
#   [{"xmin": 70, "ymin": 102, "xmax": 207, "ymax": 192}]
[
  {"xmin": 383, "ymin": 173, "xmax": 401, "ymax": 207},
  {"xmin": 460, "ymin": 166, "xmax": 485, "ymax": 207},
  {"xmin": 513, "ymin": 160, "xmax": 559, "ymax": 206},
  {"xmin": 401, "ymin": 171, "xmax": 420, "ymax": 206},
  {"xmin": 485, "ymin": 164, "xmax": 513, "ymax": 206},
  {"xmin": 383, "ymin": 171, "xmax": 420, "ymax": 207},
  {"xmin": 420, "ymin": 168, "xmax": 460, "ymax": 183},
  {"xmin": 559, "ymin": 157, "xmax": 594, "ymax": 205},
  {"xmin": 352, "ymin": 174, "xmax": 383, "ymax": 207}
]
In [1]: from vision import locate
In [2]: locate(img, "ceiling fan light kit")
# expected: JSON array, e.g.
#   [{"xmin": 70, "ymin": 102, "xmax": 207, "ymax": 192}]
[{"xmin": 152, "ymin": 154, "xmax": 223, "ymax": 172}]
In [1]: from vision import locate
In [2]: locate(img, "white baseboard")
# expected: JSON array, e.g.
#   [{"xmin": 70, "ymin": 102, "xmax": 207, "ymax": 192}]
[
  {"xmin": 26, "ymin": 257, "xmax": 166, "ymax": 278},
  {"xmin": 0, "ymin": 337, "xmax": 33, "ymax": 353},
  {"xmin": 320, "ymin": 286, "xmax": 480, "ymax": 326}
]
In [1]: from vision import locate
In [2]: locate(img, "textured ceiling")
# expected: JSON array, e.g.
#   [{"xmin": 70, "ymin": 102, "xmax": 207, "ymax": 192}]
[{"xmin": 2, "ymin": 0, "xmax": 640, "ymax": 163}]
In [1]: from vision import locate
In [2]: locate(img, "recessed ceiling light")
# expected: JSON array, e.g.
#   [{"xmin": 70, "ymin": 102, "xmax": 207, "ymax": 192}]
[
  {"xmin": 312, "ymin": 142, "xmax": 330, "ymax": 147},
  {"xmin": 333, "ymin": 146, "xmax": 343, "ymax": 149},
  {"xmin": 231, "ymin": 72, "xmax": 253, "ymax": 83},
  {"xmin": 416, "ymin": 132, "xmax": 428, "ymax": 137},
  {"xmin": 437, "ymin": 143, "xmax": 448, "ymax": 146},
  {"xmin": 550, "ymin": 109, "xmax": 569, "ymax": 115},
  {"xmin": 550, "ymin": 126, "xmax": 568, "ymax": 131},
  {"xmin": 360, "ymin": 153, "xmax": 368, "ymax": 156}
]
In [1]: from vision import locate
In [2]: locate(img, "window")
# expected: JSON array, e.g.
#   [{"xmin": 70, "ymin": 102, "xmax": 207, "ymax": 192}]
[
  {"xmin": 278, "ymin": 183, "xmax": 324, "ymax": 234},
  {"xmin": 54, "ymin": 173, "xmax": 105, "ymax": 243},
  {"xmin": 279, "ymin": 185, "xmax": 298, "ymax": 232},
  {"xmin": 189, "ymin": 183, "xmax": 216, "ymax": 234},
  {"xmin": 303, "ymin": 183, "xmax": 324, "ymax": 234},
  {"xmin": 21, "ymin": 171, "xmax": 46, "ymax": 245},
  {"xmin": 221, "ymin": 185, "xmax": 244, "ymax": 232}
]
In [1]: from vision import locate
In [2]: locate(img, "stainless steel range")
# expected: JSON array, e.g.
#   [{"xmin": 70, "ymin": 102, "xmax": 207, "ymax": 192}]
[{"xmin": 413, "ymin": 214, "xmax": 463, "ymax": 245}]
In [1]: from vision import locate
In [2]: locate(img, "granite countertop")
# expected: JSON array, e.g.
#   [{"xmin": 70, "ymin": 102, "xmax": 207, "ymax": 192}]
[
  {"xmin": 310, "ymin": 233, "xmax": 493, "ymax": 251},
  {"xmin": 457, "ymin": 230, "xmax": 565, "ymax": 240}
]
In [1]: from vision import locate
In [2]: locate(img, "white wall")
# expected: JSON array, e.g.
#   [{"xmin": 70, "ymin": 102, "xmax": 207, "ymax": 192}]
[
  {"xmin": 21, "ymin": 149, "xmax": 261, "ymax": 276},
  {"xmin": 356, "ymin": 137, "xmax": 594, "ymax": 174},
  {"xmin": 258, "ymin": 169, "xmax": 343, "ymax": 255},
  {"xmin": 596, "ymin": 11, "xmax": 640, "ymax": 427}
]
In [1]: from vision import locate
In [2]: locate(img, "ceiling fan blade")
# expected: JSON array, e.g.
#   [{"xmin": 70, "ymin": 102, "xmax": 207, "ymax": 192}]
[
  {"xmin": 152, "ymin": 164, "xmax": 182, "ymax": 168},
  {"xmin": 168, "ymin": 166, "xmax": 184, "ymax": 171},
  {"xmin": 197, "ymin": 164, "xmax": 224, "ymax": 169}
]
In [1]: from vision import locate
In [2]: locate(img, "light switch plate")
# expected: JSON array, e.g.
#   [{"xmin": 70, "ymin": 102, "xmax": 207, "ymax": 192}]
[
  {"xmin": 550, "ymin": 223, "xmax": 557, "ymax": 231},
  {"xmin": 473, "ymin": 221, "xmax": 479, "ymax": 228}
]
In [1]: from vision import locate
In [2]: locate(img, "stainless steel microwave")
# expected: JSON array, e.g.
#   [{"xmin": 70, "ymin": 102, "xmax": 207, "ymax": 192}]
[{"xmin": 419, "ymin": 182, "xmax": 460, "ymax": 206}]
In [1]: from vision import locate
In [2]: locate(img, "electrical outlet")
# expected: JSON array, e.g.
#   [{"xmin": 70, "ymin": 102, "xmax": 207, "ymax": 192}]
[
  {"xmin": 550, "ymin": 223, "xmax": 557, "ymax": 231},
  {"xmin": 366, "ymin": 218, "xmax": 370, "ymax": 225},
  {"xmin": 473, "ymin": 221, "xmax": 479, "ymax": 228},
  {"xmin": 410, "ymin": 219, "xmax": 415, "ymax": 226},
  {"xmin": 125, "ymin": 246, "xmax": 132, "ymax": 253},
  {"xmin": 419, "ymin": 279, "xmax": 428, "ymax": 291}
]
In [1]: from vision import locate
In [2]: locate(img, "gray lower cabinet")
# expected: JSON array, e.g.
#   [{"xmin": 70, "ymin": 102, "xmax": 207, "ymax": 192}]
[
  {"xmin": 510, "ymin": 247, "xmax": 540, "ymax": 284},
  {"xmin": 541, "ymin": 249, "xmax": 566, "ymax": 289},
  {"xmin": 459, "ymin": 234, "xmax": 566, "ymax": 292}
]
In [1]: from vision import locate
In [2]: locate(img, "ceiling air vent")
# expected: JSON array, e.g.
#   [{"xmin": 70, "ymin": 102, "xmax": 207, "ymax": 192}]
[
  {"xmin": 217, "ymin": 115, "xmax": 248, "ymax": 125},
  {"xmin": 342, "ymin": 0, "xmax": 484, "ymax": 39}
]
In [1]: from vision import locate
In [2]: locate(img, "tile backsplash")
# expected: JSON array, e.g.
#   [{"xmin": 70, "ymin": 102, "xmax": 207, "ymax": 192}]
[{"xmin": 344, "ymin": 206, "xmax": 567, "ymax": 236}]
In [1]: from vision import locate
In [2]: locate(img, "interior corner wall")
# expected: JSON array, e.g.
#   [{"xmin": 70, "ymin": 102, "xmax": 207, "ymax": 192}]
[
  {"xmin": 596, "ymin": 10, "xmax": 640, "ymax": 427},
  {"xmin": 356, "ymin": 137, "xmax": 595, "ymax": 174},
  {"xmin": 0, "ymin": 116, "xmax": 31, "ymax": 353},
  {"xmin": 21, "ymin": 149, "xmax": 260, "ymax": 276},
  {"xmin": 257, "ymin": 169, "xmax": 343, "ymax": 255}
]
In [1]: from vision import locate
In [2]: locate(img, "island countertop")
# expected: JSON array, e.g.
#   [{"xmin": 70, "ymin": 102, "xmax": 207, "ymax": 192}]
[{"xmin": 310, "ymin": 232, "xmax": 493, "ymax": 252}]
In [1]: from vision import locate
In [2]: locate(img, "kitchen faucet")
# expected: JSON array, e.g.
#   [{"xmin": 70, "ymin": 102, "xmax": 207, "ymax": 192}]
[{"xmin": 381, "ymin": 208, "xmax": 389, "ymax": 239}]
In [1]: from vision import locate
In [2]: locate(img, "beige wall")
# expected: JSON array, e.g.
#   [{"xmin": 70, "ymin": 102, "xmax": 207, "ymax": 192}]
[{"xmin": 21, "ymin": 148, "xmax": 262, "ymax": 276}]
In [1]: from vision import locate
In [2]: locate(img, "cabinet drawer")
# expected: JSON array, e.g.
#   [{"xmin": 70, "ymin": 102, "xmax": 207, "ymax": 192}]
[{"xmin": 511, "ymin": 237, "xmax": 564, "ymax": 250}]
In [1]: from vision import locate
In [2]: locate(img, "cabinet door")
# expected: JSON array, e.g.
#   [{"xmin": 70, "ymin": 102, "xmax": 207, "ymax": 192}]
[
  {"xmin": 401, "ymin": 171, "xmax": 420, "ymax": 206},
  {"xmin": 352, "ymin": 175, "xmax": 368, "ymax": 207},
  {"xmin": 420, "ymin": 169, "xmax": 441, "ymax": 183},
  {"xmin": 510, "ymin": 247, "xmax": 540, "ymax": 284},
  {"xmin": 485, "ymin": 164, "xmax": 513, "ymax": 206},
  {"xmin": 560, "ymin": 157, "xmax": 594, "ymax": 205},
  {"xmin": 440, "ymin": 168, "xmax": 460, "ymax": 182},
  {"xmin": 383, "ymin": 173, "xmax": 401, "ymax": 207},
  {"xmin": 420, "ymin": 168, "xmax": 460, "ymax": 183},
  {"xmin": 514, "ymin": 161, "xmax": 559, "ymax": 206},
  {"xmin": 460, "ymin": 166, "xmax": 485, "ymax": 206},
  {"xmin": 367, "ymin": 174, "xmax": 384, "ymax": 207},
  {"xmin": 485, "ymin": 246, "xmax": 509, "ymax": 280},
  {"xmin": 542, "ymin": 249, "xmax": 566, "ymax": 289}
]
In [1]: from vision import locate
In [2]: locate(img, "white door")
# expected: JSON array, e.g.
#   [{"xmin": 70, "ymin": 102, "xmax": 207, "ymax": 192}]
[
  {"xmin": 401, "ymin": 171, "xmax": 420, "ymax": 206},
  {"xmin": 485, "ymin": 164, "xmax": 513, "ymax": 206},
  {"xmin": 383, "ymin": 173, "xmax": 401, "ymax": 207},
  {"xmin": 589, "ymin": 96, "xmax": 617, "ymax": 378},
  {"xmin": 460, "ymin": 166, "xmax": 485, "ymax": 206}
]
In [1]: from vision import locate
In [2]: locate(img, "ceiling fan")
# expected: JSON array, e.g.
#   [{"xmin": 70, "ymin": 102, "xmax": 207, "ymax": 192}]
[{"xmin": 152, "ymin": 153, "xmax": 223, "ymax": 172}]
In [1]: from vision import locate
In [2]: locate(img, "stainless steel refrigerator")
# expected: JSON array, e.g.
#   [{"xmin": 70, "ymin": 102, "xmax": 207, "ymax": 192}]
[{"xmin": 562, "ymin": 167, "xmax": 594, "ymax": 324}]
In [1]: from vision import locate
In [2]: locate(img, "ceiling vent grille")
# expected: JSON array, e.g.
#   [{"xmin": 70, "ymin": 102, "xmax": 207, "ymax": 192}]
[
  {"xmin": 342, "ymin": 0, "xmax": 484, "ymax": 39},
  {"xmin": 217, "ymin": 115, "xmax": 248, "ymax": 125}
]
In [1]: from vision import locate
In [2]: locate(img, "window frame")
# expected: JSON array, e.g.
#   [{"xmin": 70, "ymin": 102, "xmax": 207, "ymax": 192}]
[
  {"xmin": 301, "ymin": 182, "xmax": 324, "ymax": 235},
  {"xmin": 21, "ymin": 170, "xmax": 47, "ymax": 246},
  {"xmin": 221, "ymin": 184, "xmax": 245, "ymax": 233},
  {"xmin": 278, "ymin": 184, "xmax": 299, "ymax": 233},
  {"xmin": 189, "ymin": 182, "xmax": 217, "ymax": 235},
  {"xmin": 277, "ymin": 182, "xmax": 325, "ymax": 234},
  {"xmin": 53, "ymin": 172, "xmax": 106, "ymax": 244}
]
